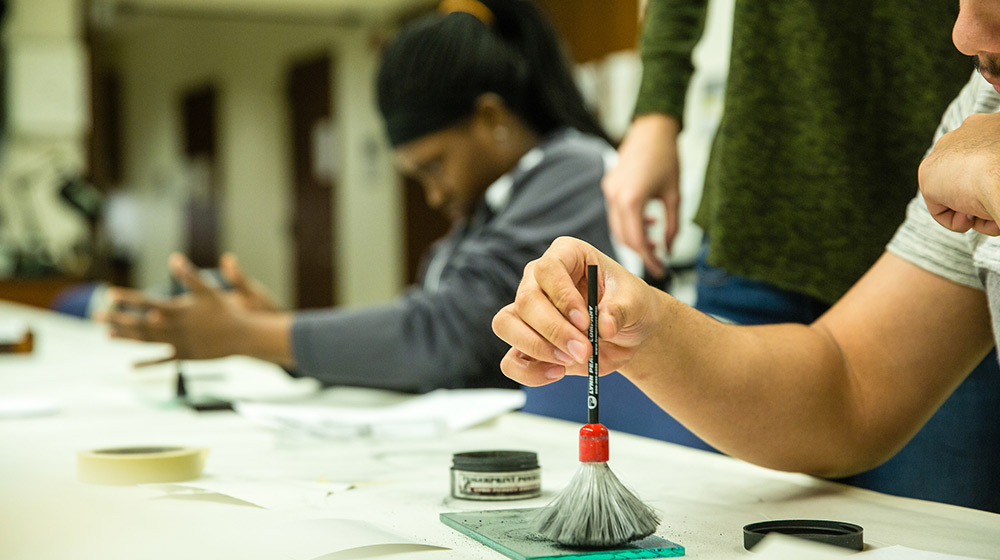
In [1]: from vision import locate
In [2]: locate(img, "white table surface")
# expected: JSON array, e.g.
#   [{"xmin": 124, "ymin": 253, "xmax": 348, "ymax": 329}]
[{"xmin": 2, "ymin": 301, "xmax": 999, "ymax": 559}]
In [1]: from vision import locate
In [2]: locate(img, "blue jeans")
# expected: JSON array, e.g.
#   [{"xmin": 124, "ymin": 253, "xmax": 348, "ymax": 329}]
[
  {"xmin": 694, "ymin": 243, "xmax": 1000, "ymax": 513},
  {"xmin": 522, "ymin": 371, "xmax": 719, "ymax": 451}
]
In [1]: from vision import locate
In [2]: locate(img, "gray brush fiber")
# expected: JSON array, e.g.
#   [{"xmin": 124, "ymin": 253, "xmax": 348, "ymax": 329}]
[{"xmin": 533, "ymin": 461, "xmax": 660, "ymax": 547}]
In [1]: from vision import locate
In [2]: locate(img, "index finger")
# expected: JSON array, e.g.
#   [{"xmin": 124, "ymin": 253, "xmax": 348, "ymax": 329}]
[
  {"xmin": 603, "ymin": 175, "xmax": 662, "ymax": 277},
  {"xmin": 659, "ymin": 188, "xmax": 680, "ymax": 256},
  {"xmin": 615, "ymin": 203, "xmax": 662, "ymax": 277},
  {"xmin": 168, "ymin": 253, "xmax": 214, "ymax": 296},
  {"xmin": 926, "ymin": 204, "xmax": 974, "ymax": 233},
  {"xmin": 511, "ymin": 238, "xmax": 603, "ymax": 361}
]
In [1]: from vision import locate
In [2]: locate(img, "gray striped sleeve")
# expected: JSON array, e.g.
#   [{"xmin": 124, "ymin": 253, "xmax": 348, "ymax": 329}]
[{"xmin": 887, "ymin": 196, "xmax": 982, "ymax": 290}]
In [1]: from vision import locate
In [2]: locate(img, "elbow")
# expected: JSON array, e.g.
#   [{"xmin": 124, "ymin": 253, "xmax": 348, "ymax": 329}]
[
  {"xmin": 725, "ymin": 424, "xmax": 904, "ymax": 480},
  {"xmin": 774, "ymin": 438, "xmax": 903, "ymax": 480},
  {"xmin": 800, "ymin": 457, "xmax": 887, "ymax": 480}
]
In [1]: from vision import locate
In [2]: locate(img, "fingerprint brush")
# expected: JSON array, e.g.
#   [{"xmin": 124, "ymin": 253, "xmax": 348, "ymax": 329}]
[{"xmin": 533, "ymin": 264, "xmax": 660, "ymax": 547}]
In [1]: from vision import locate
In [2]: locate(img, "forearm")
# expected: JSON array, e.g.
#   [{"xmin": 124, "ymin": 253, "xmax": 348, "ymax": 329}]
[
  {"xmin": 621, "ymin": 255, "xmax": 993, "ymax": 477},
  {"xmin": 621, "ymin": 291, "xmax": 866, "ymax": 475}
]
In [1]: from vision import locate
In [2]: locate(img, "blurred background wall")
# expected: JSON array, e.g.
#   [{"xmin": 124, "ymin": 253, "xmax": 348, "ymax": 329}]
[{"xmin": 0, "ymin": 0, "xmax": 732, "ymax": 314}]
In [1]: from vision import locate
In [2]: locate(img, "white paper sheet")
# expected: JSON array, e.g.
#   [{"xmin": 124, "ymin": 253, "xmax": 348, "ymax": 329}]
[
  {"xmin": 24, "ymin": 496, "xmax": 442, "ymax": 560},
  {"xmin": 146, "ymin": 476, "xmax": 354, "ymax": 511},
  {"xmin": 752, "ymin": 536, "xmax": 988, "ymax": 560},
  {"xmin": 235, "ymin": 388, "xmax": 526, "ymax": 439},
  {"xmin": 0, "ymin": 318, "xmax": 29, "ymax": 343},
  {"xmin": 752, "ymin": 534, "xmax": 853, "ymax": 559},
  {"xmin": 282, "ymin": 518, "xmax": 447, "ymax": 560},
  {"xmin": 127, "ymin": 355, "xmax": 320, "ymax": 403},
  {"xmin": 862, "ymin": 546, "xmax": 987, "ymax": 560},
  {"xmin": 0, "ymin": 395, "xmax": 61, "ymax": 419}
]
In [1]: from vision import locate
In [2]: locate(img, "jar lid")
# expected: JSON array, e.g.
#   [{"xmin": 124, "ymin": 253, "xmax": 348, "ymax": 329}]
[
  {"xmin": 452, "ymin": 450, "xmax": 538, "ymax": 472},
  {"xmin": 743, "ymin": 519, "xmax": 864, "ymax": 551}
]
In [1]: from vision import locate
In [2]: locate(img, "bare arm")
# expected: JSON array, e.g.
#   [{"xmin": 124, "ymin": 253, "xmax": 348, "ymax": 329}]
[{"xmin": 493, "ymin": 238, "xmax": 992, "ymax": 476}]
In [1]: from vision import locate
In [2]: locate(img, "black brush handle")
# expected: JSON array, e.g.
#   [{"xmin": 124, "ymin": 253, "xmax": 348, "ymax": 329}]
[{"xmin": 587, "ymin": 264, "xmax": 599, "ymax": 424}]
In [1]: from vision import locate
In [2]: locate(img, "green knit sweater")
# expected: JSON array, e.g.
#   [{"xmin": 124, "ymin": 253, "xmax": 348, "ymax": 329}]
[{"xmin": 636, "ymin": 0, "xmax": 971, "ymax": 303}]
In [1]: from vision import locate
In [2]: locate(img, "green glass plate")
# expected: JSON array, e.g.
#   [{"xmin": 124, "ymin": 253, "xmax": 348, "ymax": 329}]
[{"xmin": 440, "ymin": 508, "xmax": 684, "ymax": 560}]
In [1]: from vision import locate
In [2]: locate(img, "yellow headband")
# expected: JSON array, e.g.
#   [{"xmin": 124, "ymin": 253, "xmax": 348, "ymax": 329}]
[{"xmin": 438, "ymin": 0, "xmax": 495, "ymax": 26}]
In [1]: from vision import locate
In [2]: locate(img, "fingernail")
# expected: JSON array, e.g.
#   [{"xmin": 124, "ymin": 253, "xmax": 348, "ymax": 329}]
[
  {"xmin": 544, "ymin": 366, "xmax": 565, "ymax": 380},
  {"xmin": 567, "ymin": 340, "xmax": 589, "ymax": 363},
  {"xmin": 553, "ymin": 349, "xmax": 574, "ymax": 365},
  {"xmin": 568, "ymin": 309, "xmax": 587, "ymax": 330}
]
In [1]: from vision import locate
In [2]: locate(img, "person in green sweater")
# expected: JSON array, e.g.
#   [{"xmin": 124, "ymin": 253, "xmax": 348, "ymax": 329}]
[{"xmin": 599, "ymin": 1, "xmax": 1000, "ymax": 511}]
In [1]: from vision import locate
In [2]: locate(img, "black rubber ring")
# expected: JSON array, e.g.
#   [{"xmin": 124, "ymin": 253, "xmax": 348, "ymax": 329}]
[{"xmin": 743, "ymin": 519, "xmax": 864, "ymax": 551}]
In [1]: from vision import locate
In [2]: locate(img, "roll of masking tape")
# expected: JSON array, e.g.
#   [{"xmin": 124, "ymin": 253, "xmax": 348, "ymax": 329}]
[{"xmin": 77, "ymin": 446, "xmax": 207, "ymax": 485}]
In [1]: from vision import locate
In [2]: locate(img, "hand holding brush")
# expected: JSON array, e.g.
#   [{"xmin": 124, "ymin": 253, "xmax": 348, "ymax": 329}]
[{"xmin": 533, "ymin": 264, "xmax": 660, "ymax": 547}]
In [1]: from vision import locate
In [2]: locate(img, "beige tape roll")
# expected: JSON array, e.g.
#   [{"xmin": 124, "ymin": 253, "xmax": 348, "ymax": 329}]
[{"xmin": 77, "ymin": 446, "xmax": 208, "ymax": 485}]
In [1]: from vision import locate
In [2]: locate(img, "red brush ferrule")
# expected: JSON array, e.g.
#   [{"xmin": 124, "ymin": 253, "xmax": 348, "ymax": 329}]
[{"xmin": 579, "ymin": 423, "xmax": 609, "ymax": 462}]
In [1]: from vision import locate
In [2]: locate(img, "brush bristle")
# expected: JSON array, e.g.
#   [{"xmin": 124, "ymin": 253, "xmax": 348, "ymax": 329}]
[{"xmin": 533, "ymin": 462, "xmax": 659, "ymax": 547}]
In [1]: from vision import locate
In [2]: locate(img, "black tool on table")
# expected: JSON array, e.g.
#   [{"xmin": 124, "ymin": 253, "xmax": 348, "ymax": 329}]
[{"xmin": 170, "ymin": 270, "xmax": 234, "ymax": 413}]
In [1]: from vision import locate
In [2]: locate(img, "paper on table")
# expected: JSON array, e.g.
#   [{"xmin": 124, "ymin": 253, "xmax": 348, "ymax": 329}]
[
  {"xmin": 752, "ymin": 534, "xmax": 853, "ymax": 558},
  {"xmin": 146, "ymin": 476, "xmax": 353, "ymax": 511},
  {"xmin": 127, "ymin": 355, "xmax": 320, "ymax": 403},
  {"xmin": 181, "ymin": 357, "xmax": 321, "ymax": 401},
  {"xmin": 750, "ymin": 536, "xmax": 988, "ymax": 560},
  {"xmin": 145, "ymin": 480, "xmax": 451, "ymax": 558},
  {"xmin": 235, "ymin": 388, "xmax": 526, "ymax": 439},
  {"xmin": 30, "ymin": 498, "xmax": 443, "ymax": 560},
  {"xmin": 0, "ymin": 318, "xmax": 29, "ymax": 343},
  {"xmin": 862, "ymin": 546, "xmax": 988, "ymax": 560},
  {"xmin": 285, "ymin": 518, "xmax": 447, "ymax": 560},
  {"xmin": 0, "ymin": 395, "xmax": 61, "ymax": 419}
]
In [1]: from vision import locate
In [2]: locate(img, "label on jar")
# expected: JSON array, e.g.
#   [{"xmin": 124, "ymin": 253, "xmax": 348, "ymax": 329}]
[{"xmin": 451, "ymin": 468, "xmax": 541, "ymax": 500}]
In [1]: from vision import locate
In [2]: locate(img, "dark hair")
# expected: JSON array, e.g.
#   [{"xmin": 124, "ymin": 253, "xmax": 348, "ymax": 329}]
[{"xmin": 377, "ymin": 0, "xmax": 609, "ymax": 147}]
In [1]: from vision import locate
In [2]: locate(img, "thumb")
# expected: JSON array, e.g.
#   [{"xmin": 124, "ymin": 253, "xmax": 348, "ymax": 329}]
[
  {"xmin": 220, "ymin": 253, "xmax": 252, "ymax": 295},
  {"xmin": 595, "ymin": 272, "xmax": 651, "ymax": 349}
]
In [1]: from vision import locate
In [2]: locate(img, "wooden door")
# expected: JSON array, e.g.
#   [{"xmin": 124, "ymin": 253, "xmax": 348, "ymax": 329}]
[
  {"xmin": 181, "ymin": 85, "xmax": 220, "ymax": 270},
  {"xmin": 403, "ymin": 176, "xmax": 450, "ymax": 285},
  {"xmin": 287, "ymin": 54, "xmax": 336, "ymax": 309}
]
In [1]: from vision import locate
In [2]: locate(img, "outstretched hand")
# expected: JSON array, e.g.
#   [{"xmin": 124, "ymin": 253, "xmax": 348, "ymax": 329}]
[
  {"xmin": 103, "ymin": 253, "xmax": 252, "ymax": 363},
  {"xmin": 491, "ymin": 237, "xmax": 666, "ymax": 387},
  {"xmin": 919, "ymin": 112, "xmax": 1000, "ymax": 236}
]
